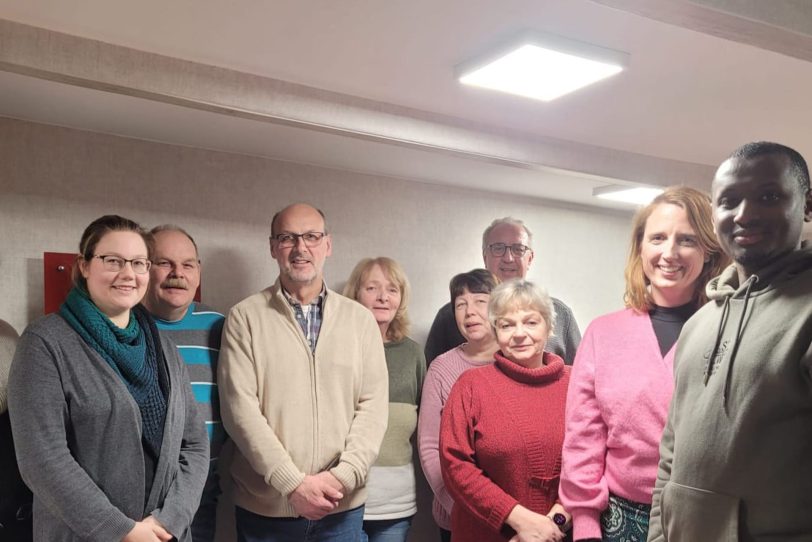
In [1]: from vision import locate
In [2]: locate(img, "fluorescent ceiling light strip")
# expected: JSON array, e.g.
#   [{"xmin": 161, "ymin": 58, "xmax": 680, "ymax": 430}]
[{"xmin": 593, "ymin": 186, "xmax": 664, "ymax": 205}]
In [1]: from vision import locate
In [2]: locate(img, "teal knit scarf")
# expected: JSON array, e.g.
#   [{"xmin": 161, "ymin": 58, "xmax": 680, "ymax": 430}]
[
  {"xmin": 59, "ymin": 287, "xmax": 167, "ymax": 457},
  {"xmin": 60, "ymin": 287, "xmax": 144, "ymax": 377}
]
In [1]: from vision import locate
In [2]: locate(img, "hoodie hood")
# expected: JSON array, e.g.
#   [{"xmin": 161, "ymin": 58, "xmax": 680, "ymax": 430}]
[
  {"xmin": 702, "ymin": 243, "xmax": 812, "ymax": 408},
  {"xmin": 706, "ymin": 242, "xmax": 812, "ymax": 302}
]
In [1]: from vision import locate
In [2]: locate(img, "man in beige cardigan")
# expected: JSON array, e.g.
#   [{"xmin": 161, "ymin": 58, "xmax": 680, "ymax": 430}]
[{"xmin": 218, "ymin": 203, "xmax": 388, "ymax": 541}]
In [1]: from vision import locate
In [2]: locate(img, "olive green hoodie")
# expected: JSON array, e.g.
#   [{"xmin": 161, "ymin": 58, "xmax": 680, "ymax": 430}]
[{"xmin": 648, "ymin": 244, "xmax": 812, "ymax": 542}]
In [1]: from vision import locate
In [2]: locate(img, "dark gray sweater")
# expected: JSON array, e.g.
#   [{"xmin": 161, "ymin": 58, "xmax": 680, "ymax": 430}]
[
  {"xmin": 424, "ymin": 297, "xmax": 582, "ymax": 365},
  {"xmin": 8, "ymin": 313, "xmax": 209, "ymax": 542}
]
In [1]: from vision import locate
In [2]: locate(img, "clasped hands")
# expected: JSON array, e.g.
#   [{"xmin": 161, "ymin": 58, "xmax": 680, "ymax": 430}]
[
  {"xmin": 122, "ymin": 515, "xmax": 172, "ymax": 542},
  {"xmin": 506, "ymin": 504, "xmax": 567, "ymax": 542},
  {"xmin": 288, "ymin": 471, "xmax": 346, "ymax": 520}
]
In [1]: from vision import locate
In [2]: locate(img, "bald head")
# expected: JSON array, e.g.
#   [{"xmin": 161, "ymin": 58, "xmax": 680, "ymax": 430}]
[{"xmin": 271, "ymin": 203, "xmax": 327, "ymax": 237}]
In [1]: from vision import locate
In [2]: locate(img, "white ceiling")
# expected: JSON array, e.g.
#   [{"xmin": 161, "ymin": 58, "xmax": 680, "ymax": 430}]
[{"xmin": 2, "ymin": 0, "xmax": 812, "ymax": 210}]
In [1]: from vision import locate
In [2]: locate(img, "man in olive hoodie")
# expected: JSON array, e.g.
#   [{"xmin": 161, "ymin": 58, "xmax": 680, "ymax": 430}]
[{"xmin": 648, "ymin": 142, "xmax": 812, "ymax": 541}]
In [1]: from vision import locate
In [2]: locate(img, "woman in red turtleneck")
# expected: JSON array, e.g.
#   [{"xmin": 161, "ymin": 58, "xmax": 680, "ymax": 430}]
[{"xmin": 440, "ymin": 279, "xmax": 571, "ymax": 542}]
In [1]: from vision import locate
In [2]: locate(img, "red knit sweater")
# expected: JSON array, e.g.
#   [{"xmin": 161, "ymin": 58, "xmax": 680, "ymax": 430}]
[{"xmin": 439, "ymin": 352, "xmax": 570, "ymax": 542}]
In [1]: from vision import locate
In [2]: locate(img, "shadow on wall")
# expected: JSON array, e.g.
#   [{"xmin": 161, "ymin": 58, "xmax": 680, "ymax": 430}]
[
  {"xmin": 25, "ymin": 258, "xmax": 44, "ymax": 324},
  {"xmin": 411, "ymin": 453, "xmax": 440, "ymax": 542},
  {"xmin": 201, "ymin": 247, "xmax": 261, "ymax": 314},
  {"xmin": 334, "ymin": 280, "xmax": 349, "ymax": 297}
]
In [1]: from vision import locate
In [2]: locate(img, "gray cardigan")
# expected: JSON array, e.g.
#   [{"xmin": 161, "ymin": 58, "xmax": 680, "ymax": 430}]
[{"xmin": 8, "ymin": 313, "xmax": 209, "ymax": 542}]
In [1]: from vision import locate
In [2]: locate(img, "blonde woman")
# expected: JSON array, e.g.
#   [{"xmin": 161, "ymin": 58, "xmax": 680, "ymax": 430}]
[
  {"xmin": 344, "ymin": 257, "xmax": 426, "ymax": 542},
  {"xmin": 440, "ymin": 279, "xmax": 571, "ymax": 542}
]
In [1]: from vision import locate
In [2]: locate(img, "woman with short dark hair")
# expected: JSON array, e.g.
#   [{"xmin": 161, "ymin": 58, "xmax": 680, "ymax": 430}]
[
  {"xmin": 418, "ymin": 269, "xmax": 499, "ymax": 541},
  {"xmin": 8, "ymin": 215, "xmax": 208, "ymax": 542}
]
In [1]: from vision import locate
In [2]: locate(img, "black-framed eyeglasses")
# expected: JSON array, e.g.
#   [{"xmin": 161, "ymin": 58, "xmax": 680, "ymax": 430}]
[
  {"xmin": 93, "ymin": 255, "xmax": 151, "ymax": 274},
  {"xmin": 487, "ymin": 243, "xmax": 531, "ymax": 257},
  {"xmin": 271, "ymin": 231, "xmax": 326, "ymax": 248}
]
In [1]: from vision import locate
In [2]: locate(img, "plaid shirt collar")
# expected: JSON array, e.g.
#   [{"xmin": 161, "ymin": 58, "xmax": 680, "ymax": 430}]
[{"xmin": 283, "ymin": 284, "xmax": 327, "ymax": 354}]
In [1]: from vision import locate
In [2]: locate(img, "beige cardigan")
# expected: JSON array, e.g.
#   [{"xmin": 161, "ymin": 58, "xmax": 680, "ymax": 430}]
[{"xmin": 218, "ymin": 280, "xmax": 388, "ymax": 517}]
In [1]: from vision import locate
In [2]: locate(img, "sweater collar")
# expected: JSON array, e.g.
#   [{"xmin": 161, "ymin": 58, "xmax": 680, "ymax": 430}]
[{"xmin": 494, "ymin": 351, "xmax": 564, "ymax": 385}]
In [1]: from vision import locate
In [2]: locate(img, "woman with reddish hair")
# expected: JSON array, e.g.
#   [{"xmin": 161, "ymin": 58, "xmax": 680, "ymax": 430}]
[{"xmin": 559, "ymin": 187, "xmax": 728, "ymax": 542}]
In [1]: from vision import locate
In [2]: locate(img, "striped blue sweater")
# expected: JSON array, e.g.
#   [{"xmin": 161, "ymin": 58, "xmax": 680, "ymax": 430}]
[{"xmin": 153, "ymin": 303, "xmax": 226, "ymax": 475}]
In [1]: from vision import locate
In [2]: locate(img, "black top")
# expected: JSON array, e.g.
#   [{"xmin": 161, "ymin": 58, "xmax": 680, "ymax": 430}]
[
  {"xmin": 424, "ymin": 302, "xmax": 464, "ymax": 365},
  {"xmin": 0, "ymin": 411, "xmax": 32, "ymax": 540},
  {"xmin": 649, "ymin": 303, "xmax": 696, "ymax": 357},
  {"xmin": 424, "ymin": 299, "xmax": 582, "ymax": 367}
]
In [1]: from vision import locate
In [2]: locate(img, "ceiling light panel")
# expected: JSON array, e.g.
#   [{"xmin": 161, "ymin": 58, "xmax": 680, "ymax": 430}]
[{"xmin": 458, "ymin": 32, "xmax": 628, "ymax": 102}]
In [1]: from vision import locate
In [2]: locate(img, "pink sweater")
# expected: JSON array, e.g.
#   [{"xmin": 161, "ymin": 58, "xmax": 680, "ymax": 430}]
[
  {"xmin": 418, "ymin": 346, "xmax": 492, "ymax": 530},
  {"xmin": 560, "ymin": 308, "xmax": 675, "ymax": 541}
]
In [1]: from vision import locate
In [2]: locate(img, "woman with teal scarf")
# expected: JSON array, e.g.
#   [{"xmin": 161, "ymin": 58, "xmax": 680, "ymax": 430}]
[{"xmin": 8, "ymin": 215, "xmax": 209, "ymax": 542}]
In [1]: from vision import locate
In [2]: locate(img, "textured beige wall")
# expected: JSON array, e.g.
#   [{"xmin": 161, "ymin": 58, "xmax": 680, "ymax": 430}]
[
  {"xmin": 0, "ymin": 116, "xmax": 632, "ymax": 541},
  {"xmin": 0, "ymin": 117, "xmax": 631, "ymax": 337}
]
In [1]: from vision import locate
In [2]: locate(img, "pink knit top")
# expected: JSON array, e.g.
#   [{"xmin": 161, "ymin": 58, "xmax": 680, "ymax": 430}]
[
  {"xmin": 417, "ymin": 346, "xmax": 492, "ymax": 530},
  {"xmin": 560, "ymin": 308, "xmax": 675, "ymax": 540}
]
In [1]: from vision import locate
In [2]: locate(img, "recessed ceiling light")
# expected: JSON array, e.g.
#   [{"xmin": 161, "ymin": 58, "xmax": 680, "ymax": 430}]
[
  {"xmin": 593, "ymin": 185, "xmax": 664, "ymax": 205},
  {"xmin": 458, "ymin": 32, "xmax": 627, "ymax": 102}
]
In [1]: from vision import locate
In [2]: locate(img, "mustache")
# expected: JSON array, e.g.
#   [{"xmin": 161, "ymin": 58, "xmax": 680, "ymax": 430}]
[{"xmin": 161, "ymin": 278, "xmax": 188, "ymax": 290}]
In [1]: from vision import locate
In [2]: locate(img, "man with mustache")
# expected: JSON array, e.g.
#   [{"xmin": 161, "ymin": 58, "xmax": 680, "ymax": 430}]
[
  {"xmin": 424, "ymin": 217, "xmax": 581, "ymax": 365},
  {"xmin": 648, "ymin": 142, "xmax": 812, "ymax": 541},
  {"xmin": 142, "ymin": 225, "xmax": 226, "ymax": 542},
  {"xmin": 218, "ymin": 203, "xmax": 388, "ymax": 541}
]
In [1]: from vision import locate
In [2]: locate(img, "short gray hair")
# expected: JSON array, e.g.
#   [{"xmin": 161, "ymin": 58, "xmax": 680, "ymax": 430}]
[
  {"xmin": 150, "ymin": 224, "xmax": 199, "ymax": 258},
  {"xmin": 488, "ymin": 279, "xmax": 556, "ymax": 338},
  {"xmin": 481, "ymin": 217, "xmax": 533, "ymax": 252}
]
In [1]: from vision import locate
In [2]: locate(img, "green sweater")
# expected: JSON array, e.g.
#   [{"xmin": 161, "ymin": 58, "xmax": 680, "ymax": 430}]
[{"xmin": 364, "ymin": 337, "xmax": 426, "ymax": 520}]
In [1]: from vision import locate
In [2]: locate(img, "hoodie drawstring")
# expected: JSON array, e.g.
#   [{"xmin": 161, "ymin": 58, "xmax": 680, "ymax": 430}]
[
  {"xmin": 722, "ymin": 274, "xmax": 759, "ymax": 410},
  {"xmin": 704, "ymin": 297, "xmax": 731, "ymax": 385}
]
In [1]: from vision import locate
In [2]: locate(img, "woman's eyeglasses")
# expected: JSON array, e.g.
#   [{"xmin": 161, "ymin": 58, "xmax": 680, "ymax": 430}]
[{"xmin": 93, "ymin": 255, "xmax": 152, "ymax": 274}]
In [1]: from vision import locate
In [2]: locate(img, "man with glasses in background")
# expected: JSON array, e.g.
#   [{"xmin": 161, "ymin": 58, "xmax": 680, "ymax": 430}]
[
  {"xmin": 142, "ymin": 225, "xmax": 226, "ymax": 542},
  {"xmin": 424, "ymin": 217, "xmax": 581, "ymax": 364},
  {"xmin": 218, "ymin": 203, "xmax": 388, "ymax": 542}
]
